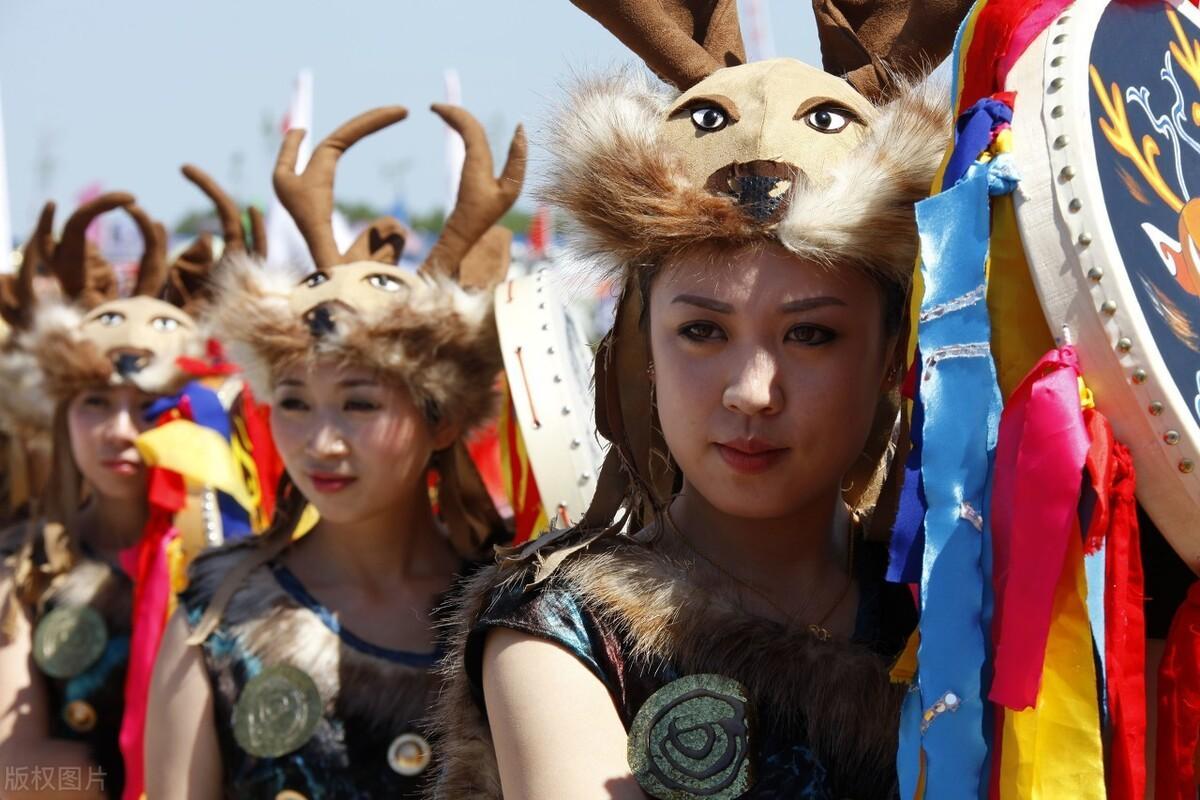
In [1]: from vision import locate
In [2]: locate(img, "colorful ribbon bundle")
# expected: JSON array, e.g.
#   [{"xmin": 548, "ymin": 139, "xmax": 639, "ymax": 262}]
[
  {"xmin": 116, "ymin": 369, "xmax": 278, "ymax": 800},
  {"xmin": 889, "ymin": 0, "xmax": 1149, "ymax": 796}
]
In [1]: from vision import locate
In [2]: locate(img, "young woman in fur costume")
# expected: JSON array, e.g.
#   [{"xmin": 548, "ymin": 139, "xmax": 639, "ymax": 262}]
[
  {"xmin": 426, "ymin": 2, "xmax": 973, "ymax": 798},
  {"xmin": 144, "ymin": 105, "xmax": 525, "ymax": 799},
  {"xmin": 0, "ymin": 193, "xmax": 205, "ymax": 799}
]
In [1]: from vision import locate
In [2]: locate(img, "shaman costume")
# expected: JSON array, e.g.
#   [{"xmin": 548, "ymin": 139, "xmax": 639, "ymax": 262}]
[
  {"xmin": 0, "ymin": 192, "xmax": 206, "ymax": 798},
  {"xmin": 180, "ymin": 105, "xmax": 524, "ymax": 798},
  {"xmin": 428, "ymin": 1, "xmax": 971, "ymax": 798}
]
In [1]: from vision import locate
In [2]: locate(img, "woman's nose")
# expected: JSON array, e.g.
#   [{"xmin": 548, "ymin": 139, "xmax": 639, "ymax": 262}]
[
  {"xmin": 307, "ymin": 422, "xmax": 350, "ymax": 459},
  {"xmin": 722, "ymin": 348, "xmax": 781, "ymax": 416}
]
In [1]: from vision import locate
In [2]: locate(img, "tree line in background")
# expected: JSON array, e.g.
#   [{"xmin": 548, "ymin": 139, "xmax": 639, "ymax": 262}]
[{"xmin": 176, "ymin": 203, "xmax": 535, "ymax": 238}]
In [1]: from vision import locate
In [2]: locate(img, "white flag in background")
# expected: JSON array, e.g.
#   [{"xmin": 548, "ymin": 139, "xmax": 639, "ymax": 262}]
[
  {"xmin": 739, "ymin": 0, "xmax": 777, "ymax": 62},
  {"xmin": 443, "ymin": 69, "xmax": 465, "ymax": 218},
  {"xmin": 0, "ymin": 80, "xmax": 12, "ymax": 273},
  {"xmin": 267, "ymin": 69, "xmax": 317, "ymax": 270}
]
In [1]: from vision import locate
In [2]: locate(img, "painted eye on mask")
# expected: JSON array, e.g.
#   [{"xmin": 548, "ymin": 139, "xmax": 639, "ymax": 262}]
[
  {"xmin": 151, "ymin": 316, "xmax": 181, "ymax": 332},
  {"xmin": 804, "ymin": 107, "xmax": 852, "ymax": 134},
  {"xmin": 302, "ymin": 272, "xmax": 330, "ymax": 288},
  {"xmin": 98, "ymin": 311, "xmax": 125, "ymax": 327},
  {"xmin": 365, "ymin": 274, "xmax": 404, "ymax": 292},
  {"xmin": 690, "ymin": 106, "xmax": 729, "ymax": 132}
]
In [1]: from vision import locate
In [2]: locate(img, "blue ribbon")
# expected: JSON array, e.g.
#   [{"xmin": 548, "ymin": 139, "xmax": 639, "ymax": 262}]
[
  {"xmin": 944, "ymin": 99, "xmax": 1013, "ymax": 190},
  {"xmin": 146, "ymin": 381, "xmax": 252, "ymax": 541},
  {"xmin": 896, "ymin": 164, "xmax": 1002, "ymax": 799}
]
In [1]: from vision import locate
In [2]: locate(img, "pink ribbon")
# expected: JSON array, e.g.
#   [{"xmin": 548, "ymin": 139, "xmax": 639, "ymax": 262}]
[{"xmin": 989, "ymin": 346, "xmax": 1090, "ymax": 709}]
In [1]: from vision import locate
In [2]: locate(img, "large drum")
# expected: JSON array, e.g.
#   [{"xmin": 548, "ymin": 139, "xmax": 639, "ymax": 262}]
[
  {"xmin": 494, "ymin": 269, "xmax": 606, "ymax": 533},
  {"xmin": 1011, "ymin": 0, "xmax": 1200, "ymax": 569}
]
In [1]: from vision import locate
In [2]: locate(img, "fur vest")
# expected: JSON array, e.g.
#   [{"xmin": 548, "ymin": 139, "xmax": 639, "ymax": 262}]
[
  {"xmin": 181, "ymin": 541, "xmax": 444, "ymax": 799},
  {"xmin": 427, "ymin": 533, "xmax": 913, "ymax": 799}
]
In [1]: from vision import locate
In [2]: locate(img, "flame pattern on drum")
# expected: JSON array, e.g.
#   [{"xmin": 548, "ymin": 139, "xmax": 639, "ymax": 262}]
[{"xmin": 1090, "ymin": 2, "xmax": 1200, "ymax": 423}]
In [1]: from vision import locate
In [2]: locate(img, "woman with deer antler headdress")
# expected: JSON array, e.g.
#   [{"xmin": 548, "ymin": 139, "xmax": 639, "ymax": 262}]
[
  {"xmin": 0, "ymin": 192, "xmax": 205, "ymax": 799},
  {"xmin": 426, "ymin": 1, "xmax": 972, "ymax": 798},
  {"xmin": 144, "ymin": 104, "xmax": 525, "ymax": 799}
]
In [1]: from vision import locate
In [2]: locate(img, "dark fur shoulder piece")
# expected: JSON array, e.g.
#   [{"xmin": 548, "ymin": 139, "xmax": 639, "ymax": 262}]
[
  {"xmin": 428, "ymin": 535, "xmax": 906, "ymax": 799},
  {"xmin": 184, "ymin": 542, "xmax": 436, "ymax": 737}
]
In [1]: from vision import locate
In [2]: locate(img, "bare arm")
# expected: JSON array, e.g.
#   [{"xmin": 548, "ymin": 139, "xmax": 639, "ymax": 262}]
[
  {"xmin": 482, "ymin": 627, "xmax": 646, "ymax": 800},
  {"xmin": 144, "ymin": 609, "xmax": 221, "ymax": 800},
  {"xmin": 0, "ymin": 570, "xmax": 105, "ymax": 800}
]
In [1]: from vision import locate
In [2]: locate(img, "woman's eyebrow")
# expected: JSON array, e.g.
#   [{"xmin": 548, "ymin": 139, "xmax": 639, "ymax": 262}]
[
  {"xmin": 671, "ymin": 294, "xmax": 734, "ymax": 313},
  {"xmin": 779, "ymin": 296, "xmax": 847, "ymax": 313},
  {"xmin": 338, "ymin": 378, "xmax": 379, "ymax": 388},
  {"xmin": 277, "ymin": 379, "xmax": 304, "ymax": 388}
]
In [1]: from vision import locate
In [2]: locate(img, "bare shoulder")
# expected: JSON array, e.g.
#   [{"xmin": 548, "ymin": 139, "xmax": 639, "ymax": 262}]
[{"xmin": 482, "ymin": 627, "xmax": 645, "ymax": 800}]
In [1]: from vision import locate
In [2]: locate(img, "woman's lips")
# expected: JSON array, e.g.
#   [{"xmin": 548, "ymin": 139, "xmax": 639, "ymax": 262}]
[
  {"xmin": 714, "ymin": 440, "xmax": 789, "ymax": 474},
  {"xmin": 308, "ymin": 473, "xmax": 357, "ymax": 494},
  {"xmin": 101, "ymin": 459, "xmax": 140, "ymax": 476}
]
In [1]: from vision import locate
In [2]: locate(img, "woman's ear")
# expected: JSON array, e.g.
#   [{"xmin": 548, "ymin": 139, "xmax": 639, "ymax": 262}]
[{"xmin": 430, "ymin": 417, "xmax": 462, "ymax": 454}]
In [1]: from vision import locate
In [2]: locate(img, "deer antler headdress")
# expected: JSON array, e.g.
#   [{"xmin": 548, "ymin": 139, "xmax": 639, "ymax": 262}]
[
  {"xmin": 17, "ymin": 193, "xmax": 202, "ymax": 404},
  {"xmin": 208, "ymin": 105, "xmax": 526, "ymax": 554},
  {"xmin": 162, "ymin": 164, "xmax": 268, "ymax": 313},
  {"xmin": 541, "ymin": 0, "xmax": 968, "ymax": 534}
]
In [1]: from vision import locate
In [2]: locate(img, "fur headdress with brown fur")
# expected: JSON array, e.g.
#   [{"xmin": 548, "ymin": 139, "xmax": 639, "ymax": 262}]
[
  {"xmin": 538, "ymin": 0, "xmax": 967, "ymax": 537},
  {"xmin": 191, "ymin": 106, "xmax": 524, "ymax": 580},
  {"xmin": 207, "ymin": 105, "xmax": 525, "ymax": 437}
]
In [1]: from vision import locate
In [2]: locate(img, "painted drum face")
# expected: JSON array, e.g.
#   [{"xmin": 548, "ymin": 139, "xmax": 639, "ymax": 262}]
[
  {"xmin": 1089, "ymin": 1, "xmax": 1200, "ymax": 425},
  {"xmin": 1011, "ymin": 0, "xmax": 1200, "ymax": 567}
]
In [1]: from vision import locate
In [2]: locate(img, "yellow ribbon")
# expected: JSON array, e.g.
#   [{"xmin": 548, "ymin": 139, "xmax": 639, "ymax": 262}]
[
  {"xmin": 996, "ymin": 530, "xmax": 1105, "ymax": 799},
  {"xmin": 134, "ymin": 419, "xmax": 254, "ymax": 512}
]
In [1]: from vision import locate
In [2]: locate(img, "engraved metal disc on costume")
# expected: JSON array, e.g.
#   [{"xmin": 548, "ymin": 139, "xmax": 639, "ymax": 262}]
[
  {"xmin": 628, "ymin": 674, "xmax": 755, "ymax": 800},
  {"xmin": 232, "ymin": 664, "xmax": 323, "ymax": 758},
  {"xmin": 32, "ymin": 605, "xmax": 108, "ymax": 679}
]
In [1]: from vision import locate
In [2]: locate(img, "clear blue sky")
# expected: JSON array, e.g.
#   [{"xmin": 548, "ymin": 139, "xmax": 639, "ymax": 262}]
[{"xmin": 0, "ymin": 1, "xmax": 821, "ymax": 233}]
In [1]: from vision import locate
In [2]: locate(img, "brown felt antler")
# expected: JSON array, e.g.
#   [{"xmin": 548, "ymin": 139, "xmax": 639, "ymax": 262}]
[
  {"xmin": 43, "ymin": 193, "xmax": 135, "ymax": 308},
  {"xmin": 813, "ymin": 0, "xmax": 972, "ymax": 100},
  {"xmin": 274, "ymin": 106, "xmax": 410, "ymax": 271},
  {"xmin": 0, "ymin": 224, "xmax": 43, "ymax": 330},
  {"xmin": 570, "ymin": 0, "xmax": 745, "ymax": 89},
  {"xmin": 122, "ymin": 204, "xmax": 169, "ymax": 297},
  {"xmin": 421, "ymin": 105, "xmax": 526, "ymax": 281},
  {"xmin": 165, "ymin": 165, "xmax": 270, "ymax": 310}
]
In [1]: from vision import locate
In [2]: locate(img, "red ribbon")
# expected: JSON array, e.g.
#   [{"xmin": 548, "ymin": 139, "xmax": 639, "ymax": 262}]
[
  {"xmin": 1083, "ymin": 409, "xmax": 1146, "ymax": 799},
  {"xmin": 989, "ymin": 346, "xmax": 1090, "ymax": 709},
  {"xmin": 238, "ymin": 385, "xmax": 283, "ymax": 526},
  {"xmin": 117, "ymin": 466, "xmax": 186, "ymax": 800},
  {"xmin": 1157, "ymin": 580, "xmax": 1200, "ymax": 799},
  {"xmin": 957, "ymin": 0, "xmax": 1075, "ymax": 115}
]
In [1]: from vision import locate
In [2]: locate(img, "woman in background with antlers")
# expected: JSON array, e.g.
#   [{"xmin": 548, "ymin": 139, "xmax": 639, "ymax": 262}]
[
  {"xmin": 0, "ymin": 193, "xmax": 207, "ymax": 799},
  {"xmin": 145, "ymin": 104, "xmax": 524, "ymax": 799},
  {"xmin": 428, "ymin": 1, "xmax": 969, "ymax": 798}
]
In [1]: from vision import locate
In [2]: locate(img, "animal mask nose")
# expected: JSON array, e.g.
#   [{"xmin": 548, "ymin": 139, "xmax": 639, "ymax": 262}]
[
  {"xmin": 707, "ymin": 160, "xmax": 798, "ymax": 223},
  {"xmin": 110, "ymin": 349, "xmax": 152, "ymax": 377},
  {"xmin": 305, "ymin": 304, "xmax": 337, "ymax": 338}
]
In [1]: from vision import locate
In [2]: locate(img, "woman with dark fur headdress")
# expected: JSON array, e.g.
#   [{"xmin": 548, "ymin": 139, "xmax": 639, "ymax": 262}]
[
  {"xmin": 426, "ymin": 1, "xmax": 971, "ymax": 798},
  {"xmin": 144, "ymin": 105, "xmax": 525, "ymax": 799}
]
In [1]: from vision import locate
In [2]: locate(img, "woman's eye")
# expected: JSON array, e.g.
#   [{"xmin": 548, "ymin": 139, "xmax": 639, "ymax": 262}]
[
  {"xmin": 366, "ymin": 274, "xmax": 403, "ymax": 292},
  {"xmin": 278, "ymin": 397, "xmax": 309, "ymax": 411},
  {"xmin": 344, "ymin": 399, "xmax": 381, "ymax": 412},
  {"xmin": 679, "ymin": 321, "xmax": 726, "ymax": 342},
  {"xmin": 151, "ymin": 316, "xmax": 180, "ymax": 332},
  {"xmin": 804, "ymin": 108, "xmax": 851, "ymax": 133},
  {"xmin": 82, "ymin": 394, "xmax": 109, "ymax": 408},
  {"xmin": 690, "ymin": 106, "xmax": 728, "ymax": 132},
  {"xmin": 98, "ymin": 312, "xmax": 125, "ymax": 327},
  {"xmin": 786, "ymin": 325, "xmax": 836, "ymax": 345},
  {"xmin": 302, "ymin": 272, "xmax": 329, "ymax": 288}
]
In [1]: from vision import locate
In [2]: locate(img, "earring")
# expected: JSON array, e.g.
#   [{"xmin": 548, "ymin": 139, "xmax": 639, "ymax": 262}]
[{"xmin": 646, "ymin": 360, "xmax": 655, "ymax": 379}]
